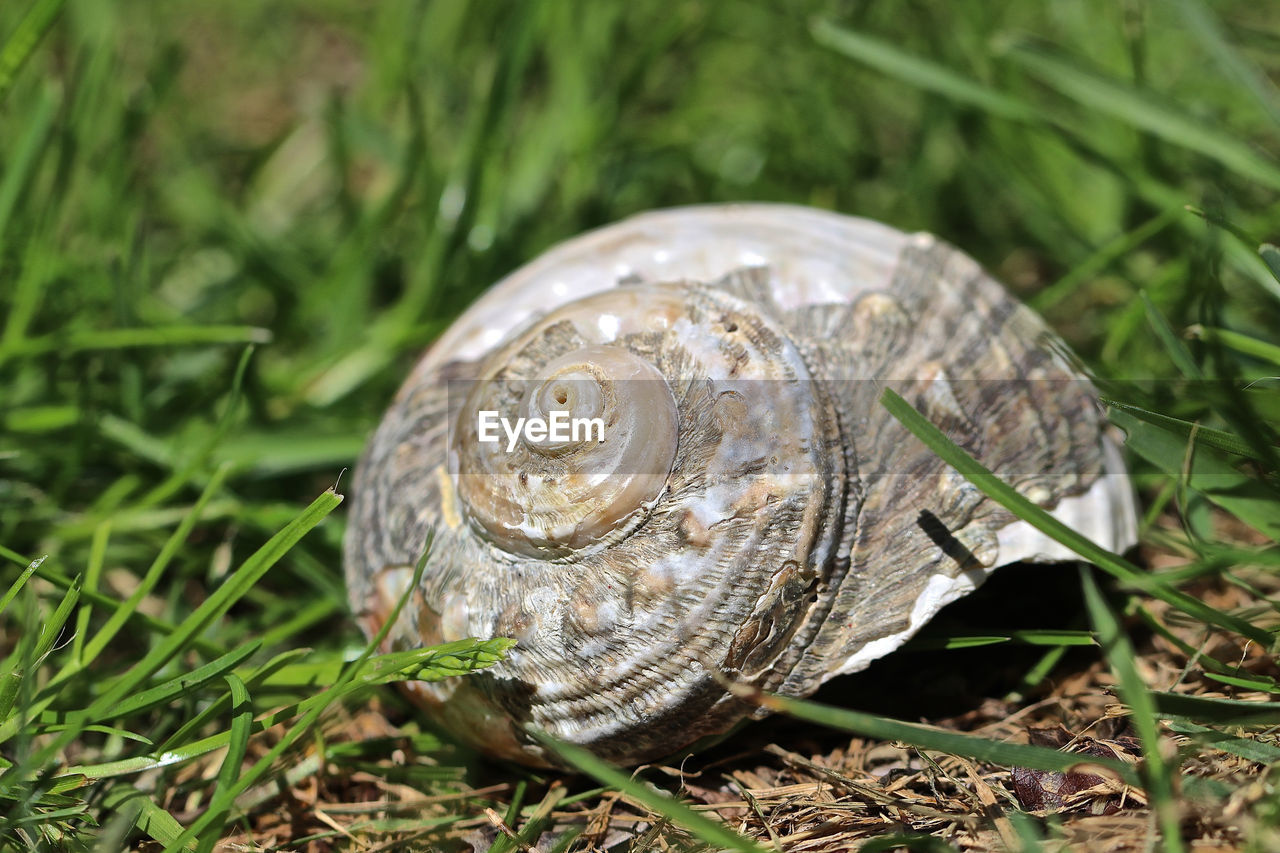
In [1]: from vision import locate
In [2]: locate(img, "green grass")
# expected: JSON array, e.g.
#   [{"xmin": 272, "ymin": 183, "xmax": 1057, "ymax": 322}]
[{"xmin": 1, "ymin": 0, "xmax": 1278, "ymax": 849}]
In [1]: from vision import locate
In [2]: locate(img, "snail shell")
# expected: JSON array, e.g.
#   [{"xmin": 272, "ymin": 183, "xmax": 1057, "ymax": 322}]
[{"xmin": 344, "ymin": 204, "xmax": 1137, "ymax": 768}]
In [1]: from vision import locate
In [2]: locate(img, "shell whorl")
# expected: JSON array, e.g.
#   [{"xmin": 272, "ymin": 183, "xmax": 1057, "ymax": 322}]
[
  {"xmin": 344, "ymin": 204, "xmax": 1138, "ymax": 767},
  {"xmin": 455, "ymin": 334, "xmax": 679, "ymax": 558}
]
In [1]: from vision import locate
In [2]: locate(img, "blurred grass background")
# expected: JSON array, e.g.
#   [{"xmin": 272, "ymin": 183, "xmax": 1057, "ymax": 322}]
[{"xmin": 1, "ymin": 0, "xmax": 1278, "ymax": 849}]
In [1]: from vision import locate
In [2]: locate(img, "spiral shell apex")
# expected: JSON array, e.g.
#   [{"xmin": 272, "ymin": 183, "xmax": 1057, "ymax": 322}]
[{"xmin": 344, "ymin": 204, "xmax": 1138, "ymax": 767}]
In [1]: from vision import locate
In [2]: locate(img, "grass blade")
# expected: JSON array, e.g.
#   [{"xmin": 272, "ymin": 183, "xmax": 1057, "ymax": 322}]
[
  {"xmin": 194, "ymin": 674, "xmax": 252, "ymax": 853},
  {"xmin": 64, "ymin": 639, "xmax": 513, "ymax": 785},
  {"xmin": 253, "ymin": 637, "xmax": 517, "ymax": 689},
  {"xmin": 152, "ymin": 648, "xmax": 311, "ymax": 756},
  {"xmin": 1169, "ymin": 0, "xmax": 1280, "ymax": 129},
  {"xmin": 25, "ymin": 573, "xmax": 80, "ymax": 669},
  {"xmin": 2, "ymin": 325, "xmax": 273, "ymax": 358},
  {"xmin": 91, "ymin": 643, "xmax": 259, "ymax": 722},
  {"xmin": 1102, "ymin": 399, "xmax": 1266, "ymax": 459},
  {"xmin": 1202, "ymin": 671, "xmax": 1279, "ymax": 693},
  {"xmin": 0, "ymin": 574, "xmax": 80, "ymax": 726},
  {"xmin": 1079, "ymin": 568, "xmax": 1182, "ymax": 852},
  {"xmin": 99, "ymin": 786, "xmax": 191, "ymax": 851},
  {"xmin": 1261, "ymin": 244, "xmax": 1280, "ymax": 287},
  {"xmin": 88, "ymin": 487, "xmax": 342, "ymax": 711},
  {"xmin": 1152, "ymin": 692, "xmax": 1280, "ymax": 724},
  {"xmin": 70, "ymin": 523, "xmax": 109, "ymax": 666},
  {"xmin": 163, "ymin": 539, "xmax": 499, "ymax": 849},
  {"xmin": 1031, "ymin": 208, "xmax": 1180, "ymax": 313},
  {"xmin": 811, "ymin": 19, "xmax": 1038, "ymax": 123},
  {"xmin": 530, "ymin": 730, "xmax": 767, "ymax": 853},
  {"xmin": 0, "ymin": 489, "xmax": 341, "ymax": 796},
  {"xmin": 76, "ymin": 465, "xmax": 231, "ymax": 672},
  {"xmin": 0, "ymin": 83, "xmax": 55, "ymax": 247},
  {"xmin": 1006, "ymin": 40, "xmax": 1280, "ymax": 191},
  {"xmin": 1142, "ymin": 291, "xmax": 1203, "ymax": 379},
  {"xmin": 879, "ymin": 388, "xmax": 1274, "ymax": 646},
  {"xmin": 0, "ymin": 0, "xmax": 65, "ymax": 102},
  {"xmin": 725, "ymin": 684, "xmax": 1140, "ymax": 786},
  {"xmin": 1187, "ymin": 325, "xmax": 1280, "ymax": 369},
  {"xmin": 1110, "ymin": 408, "xmax": 1280, "ymax": 541},
  {"xmin": 0, "ymin": 555, "xmax": 43, "ymax": 614},
  {"xmin": 8, "ymin": 554, "xmax": 226, "ymax": 659},
  {"xmin": 907, "ymin": 629, "xmax": 1097, "ymax": 651},
  {"xmin": 1166, "ymin": 720, "xmax": 1280, "ymax": 764}
]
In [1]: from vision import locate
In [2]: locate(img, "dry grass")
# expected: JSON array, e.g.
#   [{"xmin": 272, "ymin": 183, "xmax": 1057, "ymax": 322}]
[{"xmin": 204, "ymin": 530, "xmax": 1278, "ymax": 852}]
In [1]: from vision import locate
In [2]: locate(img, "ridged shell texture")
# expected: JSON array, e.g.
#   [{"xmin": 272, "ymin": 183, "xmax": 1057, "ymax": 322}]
[{"xmin": 344, "ymin": 204, "xmax": 1137, "ymax": 767}]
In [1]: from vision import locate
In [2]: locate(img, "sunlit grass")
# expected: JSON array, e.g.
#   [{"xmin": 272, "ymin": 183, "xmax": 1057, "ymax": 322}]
[{"xmin": 1, "ymin": 0, "xmax": 1278, "ymax": 849}]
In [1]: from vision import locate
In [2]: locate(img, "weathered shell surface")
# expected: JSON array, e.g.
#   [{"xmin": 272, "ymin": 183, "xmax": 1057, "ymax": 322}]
[{"xmin": 344, "ymin": 204, "xmax": 1138, "ymax": 767}]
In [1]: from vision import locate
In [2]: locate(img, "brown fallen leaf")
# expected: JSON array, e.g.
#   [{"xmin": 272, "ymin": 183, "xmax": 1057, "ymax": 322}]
[{"xmin": 1011, "ymin": 726, "xmax": 1142, "ymax": 815}]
